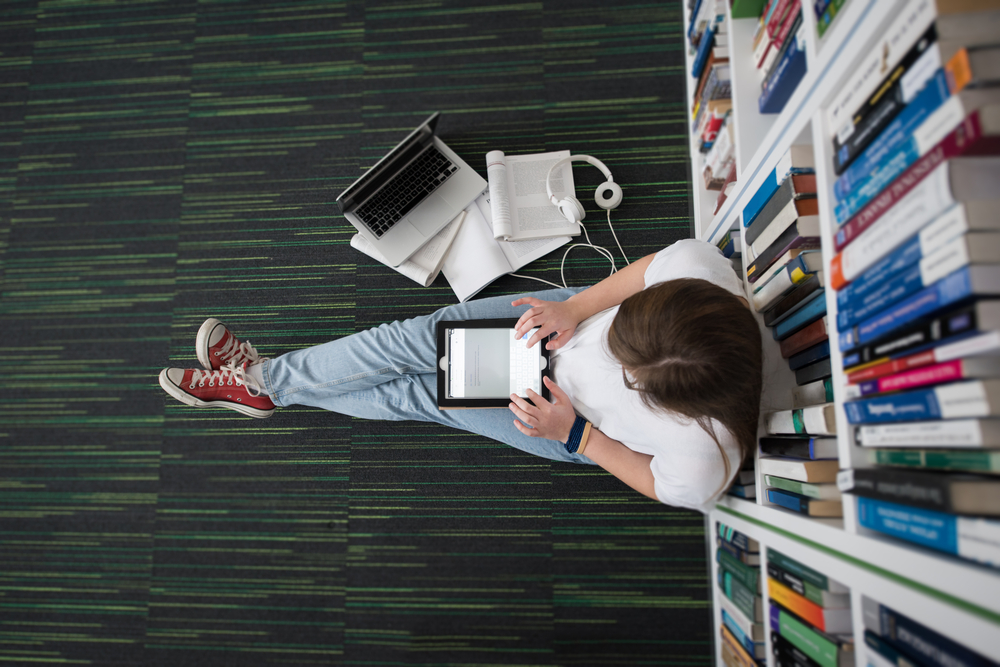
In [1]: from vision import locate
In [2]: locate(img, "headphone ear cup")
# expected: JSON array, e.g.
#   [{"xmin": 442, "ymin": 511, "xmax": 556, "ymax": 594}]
[
  {"xmin": 558, "ymin": 197, "xmax": 586, "ymax": 224},
  {"xmin": 594, "ymin": 181, "xmax": 623, "ymax": 210}
]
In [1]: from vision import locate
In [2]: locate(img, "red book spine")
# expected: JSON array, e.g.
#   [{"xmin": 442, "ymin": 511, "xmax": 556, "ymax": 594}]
[
  {"xmin": 770, "ymin": 0, "xmax": 801, "ymax": 49},
  {"xmin": 832, "ymin": 111, "xmax": 992, "ymax": 256},
  {"xmin": 846, "ymin": 349, "xmax": 937, "ymax": 384},
  {"xmin": 875, "ymin": 358, "xmax": 965, "ymax": 393},
  {"xmin": 765, "ymin": 0, "xmax": 793, "ymax": 38}
]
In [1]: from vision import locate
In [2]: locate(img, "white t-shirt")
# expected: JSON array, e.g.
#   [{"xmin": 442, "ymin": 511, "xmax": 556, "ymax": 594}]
[{"xmin": 550, "ymin": 239, "xmax": 751, "ymax": 512}]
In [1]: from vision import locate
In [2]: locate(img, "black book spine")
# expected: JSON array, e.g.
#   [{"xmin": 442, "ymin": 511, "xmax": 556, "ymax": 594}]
[
  {"xmin": 773, "ymin": 631, "xmax": 822, "ymax": 667},
  {"xmin": 763, "ymin": 273, "xmax": 822, "ymax": 327},
  {"xmin": 846, "ymin": 467, "xmax": 959, "ymax": 514},
  {"xmin": 759, "ymin": 436, "xmax": 812, "ymax": 459},
  {"xmin": 766, "ymin": 561, "xmax": 808, "ymax": 597},
  {"xmin": 795, "ymin": 357, "xmax": 832, "ymax": 386},
  {"xmin": 789, "ymin": 340, "xmax": 830, "ymax": 371}
]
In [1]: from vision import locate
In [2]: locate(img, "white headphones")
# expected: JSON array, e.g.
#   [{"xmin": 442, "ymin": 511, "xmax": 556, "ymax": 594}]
[{"xmin": 545, "ymin": 154, "xmax": 623, "ymax": 225}]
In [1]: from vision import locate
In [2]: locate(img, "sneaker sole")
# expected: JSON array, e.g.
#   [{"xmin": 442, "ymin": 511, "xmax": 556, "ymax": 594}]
[
  {"xmin": 196, "ymin": 317, "xmax": 225, "ymax": 370},
  {"xmin": 159, "ymin": 368, "xmax": 274, "ymax": 419}
]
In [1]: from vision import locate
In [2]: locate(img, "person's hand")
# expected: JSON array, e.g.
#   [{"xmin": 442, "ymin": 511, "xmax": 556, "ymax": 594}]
[
  {"xmin": 512, "ymin": 296, "xmax": 584, "ymax": 350},
  {"xmin": 509, "ymin": 376, "xmax": 578, "ymax": 442}
]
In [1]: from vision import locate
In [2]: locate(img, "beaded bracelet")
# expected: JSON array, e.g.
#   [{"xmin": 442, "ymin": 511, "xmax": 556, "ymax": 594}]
[{"xmin": 563, "ymin": 415, "xmax": 593, "ymax": 455}]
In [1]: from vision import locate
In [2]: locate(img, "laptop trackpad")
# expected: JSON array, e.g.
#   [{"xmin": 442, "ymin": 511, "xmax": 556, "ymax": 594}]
[{"xmin": 408, "ymin": 194, "xmax": 452, "ymax": 235}]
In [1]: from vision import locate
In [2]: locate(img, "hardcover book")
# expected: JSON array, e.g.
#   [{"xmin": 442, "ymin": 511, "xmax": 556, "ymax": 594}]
[
  {"xmin": 759, "ymin": 456, "xmax": 838, "ymax": 483},
  {"xmin": 839, "ymin": 467, "xmax": 1000, "ymax": 516}
]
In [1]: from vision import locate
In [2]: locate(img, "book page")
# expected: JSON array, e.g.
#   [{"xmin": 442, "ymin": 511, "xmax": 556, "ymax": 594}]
[
  {"xmin": 485, "ymin": 150, "xmax": 513, "ymax": 240},
  {"xmin": 476, "ymin": 191, "xmax": 570, "ymax": 271},
  {"xmin": 485, "ymin": 149, "xmax": 580, "ymax": 241},
  {"xmin": 442, "ymin": 199, "xmax": 518, "ymax": 302},
  {"xmin": 350, "ymin": 211, "xmax": 464, "ymax": 287}
]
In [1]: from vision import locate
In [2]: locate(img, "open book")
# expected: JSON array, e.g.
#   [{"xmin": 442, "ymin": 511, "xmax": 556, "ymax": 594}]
[
  {"xmin": 485, "ymin": 150, "xmax": 581, "ymax": 241},
  {"xmin": 350, "ymin": 211, "xmax": 465, "ymax": 287},
  {"xmin": 442, "ymin": 194, "xmax": 571, "ymax": 302}
]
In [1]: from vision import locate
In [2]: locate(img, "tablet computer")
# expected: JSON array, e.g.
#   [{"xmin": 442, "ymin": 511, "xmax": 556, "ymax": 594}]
[{"xmin": 436, "ymin": 319, "xmax": 551, "ymax": 409}]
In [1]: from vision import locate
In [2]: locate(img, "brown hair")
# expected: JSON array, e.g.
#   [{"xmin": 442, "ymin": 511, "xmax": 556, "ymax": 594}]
[{"xmin": 606, "ymin": 278, "xmax": 762, "ymax": 492}]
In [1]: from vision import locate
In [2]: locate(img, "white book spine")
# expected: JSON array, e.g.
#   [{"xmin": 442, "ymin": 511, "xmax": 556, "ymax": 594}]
[
  {"xmin": 936, "ymin": 380, "xmax": 996, "ymax": 419},
  {"xmin": 958, "ymin": 516, "xmax": 1000, "ymax": 568},
  {"xmin": 857, "ymin": 418, "xmax": 988, "ymax": 447}
]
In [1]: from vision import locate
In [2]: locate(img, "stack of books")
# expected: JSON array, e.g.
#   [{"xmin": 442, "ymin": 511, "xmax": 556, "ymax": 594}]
[
  {"xmin": 761, "ymin": 401, "xmax": 842, "ymax": 517},
  {"xmin": 863, "ymin": 596, "xmax": 995, "ymax": 666},
  {"xmin": 716, "ymin": 228, "xmax": 743, "ymax": 276},
  {"xmin": 768, "ymin": 550, "xmax": 853, "ymax": 667},
  {"xmin": 828, "ymin": 0, "xmax": 1000, "ymax": 569},
  {"xmin": 751, "ymin": 0, "xmax": 808, "ymax": 114},
  {"xmin": 687, "ymin": 0, "xmax": 735, "ymax": 216},
  {"xmin": 716, "ymin": 523, "xmax": 764, "ymax": 666},
  {"xmin": 727, "ymin": 461, "xmax": 757, "ymax": 500}
]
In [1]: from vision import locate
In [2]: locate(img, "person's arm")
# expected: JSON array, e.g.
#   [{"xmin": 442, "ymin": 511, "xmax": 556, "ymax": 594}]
[
  {"xmin": 513, "ymin": 252, "xmax": 655, "ymax": 349},
  {"xmin": 509, "ymin": 376, "xmax": 658, "ymax": 501}
]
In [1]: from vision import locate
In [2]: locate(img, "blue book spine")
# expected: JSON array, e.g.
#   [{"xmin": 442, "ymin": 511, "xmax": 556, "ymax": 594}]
[
  {"xmin": 837, "ymin": 262, "xmax": 926, "ymax": 330},
  {"xmin": 721, "ymin": 609, "xmax": 760, "ymax": 657},
  {"xmin": 742, "ymin": 169, "xmax": 779, "ymax": 228},
  {"xmin": 691, "ymin": 26, "xmax": 715, "ymax": 79},
  {"xmin": 789, "ymin": 340, "xmax": 830, "ymax": 370},
  {"xmin": 833, "ymin": 70, "xmax": 949, "ymax": 202},
  {"xmin": 759, "ymin": 30, "xmax": 808, "ymax": 114},
  {"xmin": 836, "ymin": 233, "xmax": 923, "ymax": 311},
  {"xmin": 844, "ymin": 386, "xmax": 943, "ymax": 424},
  {"xmin": 856, "ymin": 496, "xmax": 958, "ymax": 555},
  {"xmin": 773, "ymin": 290, "xmax": 827, "ymax": 341},
  {"xmin": 766, "ymin": 488, "xmax": 809, "ymax": 513},
  {"xmin": 839, "ymin": 267, "xmax": 974, "ymax": 352},
  {"xmin": 876, "ymin": 603, "xmax": 996, "ymax": 667},
  {"xmin": 833, "ymin": 71, "xmax": 951, "ymax": 224},
  {"xmin": 687, "ymin": 0, "xmax": 705, "ymax": 40}
]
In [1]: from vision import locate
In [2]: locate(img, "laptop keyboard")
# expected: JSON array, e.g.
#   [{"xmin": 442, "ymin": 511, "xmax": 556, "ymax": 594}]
[{"xmin": 355, "ymin": 146, "xmax": 458, "ymax": 238}]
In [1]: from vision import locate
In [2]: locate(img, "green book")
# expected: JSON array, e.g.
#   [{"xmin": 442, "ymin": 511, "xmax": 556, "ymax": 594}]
[
  {"xmin": 768, "ymin": 549, "xmax": 847, "ymax": 593},
  {"xmin": 772, "ymin": 604, "xmax": 841, "ymax": 667},
  {"xmin": 718, "ymin": 569, "xmax": 759, "ymax": 622},
  {"xmin": 730, "ymin": 0, "xmax": 767, "ymax": 19},
  {"xmin": 765, "ymin": 474, "xmax": 841, "ymax": 500},
  {"xmin": 717, "ymin": 548, "xmax": 760, "ymax": 592},
  {"xmin": 869, "ymin": 448, "xmax": 1000, "ymax": 474},
  {"xmin": 816, "ymin": 0, "xmax": 848, "ymax": 38}
]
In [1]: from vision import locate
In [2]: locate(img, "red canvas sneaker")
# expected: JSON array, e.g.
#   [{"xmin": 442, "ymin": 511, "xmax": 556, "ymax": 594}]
[
  {"xmin": 159, "ymin": 362, "xmax": 275, "ymax": 418},
  {"xmin": 196, "ymin": 317, "xmax": 263, "ymax": 371}
]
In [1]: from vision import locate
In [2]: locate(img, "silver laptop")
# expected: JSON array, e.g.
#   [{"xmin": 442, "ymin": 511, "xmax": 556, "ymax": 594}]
[{"xmin": 336, "ymin": 113, "xmax": 487, "ymax": 267}]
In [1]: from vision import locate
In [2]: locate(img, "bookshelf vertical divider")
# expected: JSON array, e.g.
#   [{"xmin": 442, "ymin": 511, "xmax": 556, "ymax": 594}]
[{"xmin": 682, "ymin": 0, "xmax": 1000, "ymax": 664}]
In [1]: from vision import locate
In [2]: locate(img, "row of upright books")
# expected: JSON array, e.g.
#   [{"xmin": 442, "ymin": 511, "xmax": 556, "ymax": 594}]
[
  {"xmin": 716, "ymin": 523, "xmax": 765, "ymax": 665},
  {"xmin": 748, "ymin": 0, "xmax": 809, "ymax": 114},
  {"xmin": 826, "ymin": 0, "xmax": 1000, "ymax": 570}
]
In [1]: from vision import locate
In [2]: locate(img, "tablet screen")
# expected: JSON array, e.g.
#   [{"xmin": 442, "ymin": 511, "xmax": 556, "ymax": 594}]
[{"xmin": 445, "ymin": 326, "xmax": 542, "ymax": 399}]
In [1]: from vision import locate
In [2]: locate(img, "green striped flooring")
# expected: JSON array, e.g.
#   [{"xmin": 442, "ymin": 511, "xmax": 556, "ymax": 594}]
[{"xmin": 0, "ymin": 1, "xmax": 709, "ymax": 664}]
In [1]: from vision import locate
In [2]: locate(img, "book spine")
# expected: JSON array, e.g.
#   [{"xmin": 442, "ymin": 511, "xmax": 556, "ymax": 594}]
[
  {"xmin": 720, "ymin": 625, "xmax": 759, "ymax": 667},
  {"xmin": 857, "ymin": 495, "xmax": 960, "ymax": 555},
  {"xmin": 767, "ymin": 561, "xmax": 807, "ymax": 596},
  {"xmin": 719, "ymin": 523, "xmax": 755, "ymax": 551},
  {"xmin": 795, "ymin": 358, "xmax": 832, "ymax": 387},
  {"xmin": 841, "ymin": 468, "xmax": 955, "ymax": 514},
  {"xmin": 717, "ymin": 537, "xmax": 757, "ymax": 565},
  {"xmin": 764, "ymin": 273, "xmax": 823, "ymax": 327},
  {"xmin": 721, "ymin": 609, "xmax": 761, "ymax": 658},
  {"xmin": 773, "ymin": 632, "xmax": 823, "ymax": 667},
  {"xmin": 871, "ymin": 448, "xmax": 1000, "ymax": 474},
  {"xmin": 767, "ymin": 488, "xmax": 811, "ymax": 513},
  {"xmin": 832, "ymin": 111, "xmax": 988, "ymax": 261},
  {"xmin": 844, "ymin": 380, "xmax": 999, "ymax": 425},
  {"xmin": 759, "ymin": 23, "xmax": 807, "ymax": 114},
  {"xmin": 789, "ymin": 340, "xmax": 830, "ymax": 371},
  {"xmin": 780, "ymin": 316, "xmax": 828, "ymax": 358},
  {"xmin": 839, "ymin": 266, "xmax": 975, "ymax": 352},
  {"xmin": 719, "ymin": 569, "xmax": 758, "ymax": 621},
  {"xmin": 717, "ymin": 549, "xmax": 760, "ymax": 591},
  {"xmin": 832, "ymin": 69, "xmax": 950, "ymax": 205},
  {"xmin": 743, "ymin": 168, "xmax": 779, "ymax": 229},
  {"xmin": 876, "ymin": 601, "xmax": 994, "ymax": 667},
  {"xmin": 770, "ymin": 604, "xmax": 838, "ymax": 667},
  {"xmin": 691, "ymin": 25, "xmax": 715, "ymax": 79},
  {"xmin": 837, "ymin": 262, "xmax": 926, "ymax": 331},
  {"xmin": 767, "ymin": 578, "xmax": 827, "ymax": 631},
  {"xmin": 767, "ymin": 549, "xmax": 830, "ymax": 590},
  {"xmin": 872, "ymin": 358, "xmax": 973, "ymax": 394},
  {"xmin": 773, "ymin": 290, "xmax": 826, "ymax": 341},
  {"xmin": 745, "ymin": 176, "xmax": 795, "ymax": 246}
]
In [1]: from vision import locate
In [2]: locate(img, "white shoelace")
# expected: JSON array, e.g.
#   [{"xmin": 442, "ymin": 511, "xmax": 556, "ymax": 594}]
[
  {"xmin": 189, "ymin": 362, "xmax": 264, "ymax": 397},
  {"xmin": 216, "ymin": 335, "xmax": 261, "ymax": 368}
]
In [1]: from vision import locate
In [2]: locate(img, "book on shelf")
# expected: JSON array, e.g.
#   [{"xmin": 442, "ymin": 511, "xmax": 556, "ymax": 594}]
[
  {"xmin": 717, "ymin": 536, "xmax": 761, "ymax": 566},
  {"xmin": 868, "ymin": 447, "xmax": 1000, "ymax": 474},
  {"xmin": 831, "ymin": 141, "xmax": 1000, "ymax": 282},
  {"xmin": 759, "ymin": 17, "xmax": 807, "ymax": 115},
  {"xmin": 838, "ymin": 266, "xmax": 1000, "ymax": 353},
  {"xmin": 856, "ymin": 495, "xmax": 1000, "ymax": 568},
  {"xmin": 781, "ymin": 316, "xmax": 830, "ymax": 360},
  {"xmin": 844, "ymin": 355, "xmax": 1000, "ymax": 399},
  {"xmin": 721, "ymin": 608, "xmax": 765, "ymax": 660},
  {"xmin": 760, "ymin": 435, "xmax": 838, "ymax": 460},
  {"xmin": 745, "ymin": 172, "xmax": 817, "ymax": 247},
  {"xmin": 815, "ymin": 0, "xmax": 846, "ymax": 38},
  {"xmin": 844, "ymin": 379, "xmax": 1000, "ymax": 425},
  {"xmin": 862, "ymin": 630, "xmax": 924, "ymax": 667},
  {"xmin": 714, "ymin": 162, "xmax": 738, "ymax": 214},
  {"xmin": 753, "ymin": 248, "xmax": 821, "ymax": 300},
  {"xmin": 484, "ymin": 150, "xmax": 581, "ymax": 241},
  {"xmin": 759, "ymin": 2, "xmax": 801, "ymax": 83},
  {"xmin": 769, "ymin": 549, "xmax": 849, "ymax": 594},
  {"xmin": 788, "ymin": 340, "xmax": 829, "ymax": 372},
  {"xmin": 773, "ymin": 632, "xmax": 823, "ymax": 667},
  {"xmin": 751, "ymin": 0, "xmax": 792, "ymax": 71},
  {"xmin": 728, "ymin": 482, "xmax": 757, "ymax": 500},
  {"xmin": 863, "ymin": 595, "xmax": 997, "ymax": 667},
  {"xmin": 720, "ymin": 624, "xmax": 760, "ymax": 667},
  {"xmin": 747, "ymin": 228, "xmax": 821, "ymax": 286},
  {"xmin": 773, "ymin": 289, "xmax": 826, "ymax": 341},
  {"xmin": 351, "ymin": 210, "xmax": 464, "ymax": 288},
  {"xmin": 718, "ymin": 567, "xmax": 764, "ymax": 622},
  {"xmin": 841, "ymin": 301, "xmax": 1000, "ymax": 371},
  {"xmin": 750, "ymin": 249, "xmax": 820, "ymax": 291},
  {"xmin": 719, "ymin": 522, "xmax": 759, "ymax": 552},
  {"xmin": 795, "ymin": 357, "xmax": 832, "ymax": 387},
  {"xmin": 839, "ymin": 467, "xmax": 1000, "ymax": 516},
  {"xmin": 717, "ymin": 548, "xmax": 762, "ymax": 592},
  {"xmin": 836, "ymin": 200, "xmax": 1000, "ymax": 323},
  {"xmin": 768, "ymin": 578, "xmax": 851, "ymax": 633},
  {"xmin": 743, "ymin": 144, "xmax": 815, "ymax": 229},
  {"xmin": 762, "ymin": 273, "xmax": 825, "ymax": 327},
  {"xmin": 759, "ymin": 456, "xmax": 839, "ymax": 483},
  {"xmin": 718, "ymin": 229, "xmax": 742, "ymax": 259},
  {"xmin": 749, "ymin": 200, "xmax": 820, "ymax": 261},
  {"xmin": 769, "ymin": 603, "xmax": 854, "ymax": 667},
  {"xmin": 766, "ymin": 487, "xmax": 843, "ymax": 516},
  {"xmin": 719, "ymin": 590, "xmax": 764, "ymax": 643},
  {"xmin": 765, "ymin": 474, "xmax": 842, "ymax": 501},
  {"xmin": 856, "ymin": 417, "xmax": 1000, "ymax": 449},
  {"xmin": 948, "ymin": 43, "xmax": 1000, "ymax": 93},
  {"xmin": 731, "ymin": 0, "xmax": 766, "ymax": 19},
  {"xmin": 766, "ymin": 403, "xmax": 837, "ymax": 436},
  {"xmin": 441, "ymin": 196, "xmax": 571, "ymax": 303},
  {"xmin": 792, "ymin": 377, "xmax": 834, "ymax": 407}
]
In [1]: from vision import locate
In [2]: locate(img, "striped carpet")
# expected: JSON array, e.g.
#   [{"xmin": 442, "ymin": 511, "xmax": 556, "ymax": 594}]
[{"xmin": 0, "ymin": 1, "xmax": 712, "ymax": 664}]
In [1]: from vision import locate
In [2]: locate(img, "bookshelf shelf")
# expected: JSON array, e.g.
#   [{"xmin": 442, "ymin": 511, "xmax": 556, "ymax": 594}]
[{"xmin": 684, "ymin": 0, "xmax": 1000, "ymax": 664}]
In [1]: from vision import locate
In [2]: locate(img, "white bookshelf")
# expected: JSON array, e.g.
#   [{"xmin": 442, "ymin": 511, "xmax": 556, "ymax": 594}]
[{"xmin": 683, "ymin": 0, "xmax": 1000, "ymax": 664}]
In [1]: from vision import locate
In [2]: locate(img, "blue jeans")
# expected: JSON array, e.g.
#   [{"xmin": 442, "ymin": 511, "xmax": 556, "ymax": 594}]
[{"xmin": 259, "ymin": 287, "xmax": 595, "ymax": 465}]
